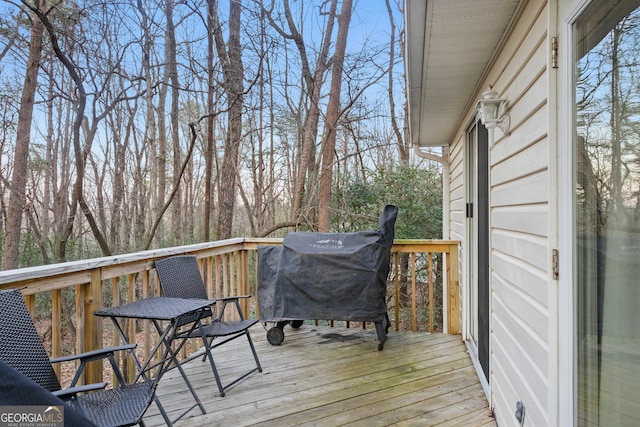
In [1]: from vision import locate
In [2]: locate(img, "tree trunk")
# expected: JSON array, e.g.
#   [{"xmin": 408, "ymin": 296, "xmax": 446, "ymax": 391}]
[
  {"xmin": 156, "ymin": 6, "xmax": 169, "ymax": 247},
  {"xmin": 42, "ymin": 59, "xmax": 54, "ymax": 262},
  {"xmin": 136, "ymin": 0, "xmax": 156, "ymax": 248},
  {"xmin": 110, "ymin": 120, "xmax": 128, "ymax": 252},
  {"xmin": 213, "ymin": 0, "xmax": 244, "ymax": 240},
  {"xmin": 2, "ymin": 1, "xmax": 44, "ymax": 269},
  {"xmin": 386, "ymin": 0, "xmax": 409, "ymax": 165},
  {"xmin": 165, "ymin": 0, "xmax": 183, "ymax": 245},
  {"xmin": 289, "ymin": 0, "xmax": 338, "ymax": 226},
  {"xmin": 204, "ymin": 0, "xmax": 216, "ymax": 242},
  {"xmin": 24, "ymin": 1, "xmax": 112, "ymax": 260},
  {"xmin": 318, "ymin": 0, "xmax": 352, "ymax": 232}
]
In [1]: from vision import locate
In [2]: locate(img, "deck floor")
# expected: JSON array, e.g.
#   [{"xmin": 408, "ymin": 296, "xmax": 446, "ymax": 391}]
[{"xmin": 143, "ymin": 324, "xmax": 496, "ymax": 427}]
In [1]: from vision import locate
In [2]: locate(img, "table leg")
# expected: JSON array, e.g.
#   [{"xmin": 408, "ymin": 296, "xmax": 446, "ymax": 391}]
[
  {"xmin": 101, "ymin": 306, "xmax": 213, "ymax": 425},
  {"xmin": 152, "ymin": 318, "xmax": 207, "ymax": 421},
  {"xmin": 107, "ymin": 316, "xmax": 173, "ymax": 426}
]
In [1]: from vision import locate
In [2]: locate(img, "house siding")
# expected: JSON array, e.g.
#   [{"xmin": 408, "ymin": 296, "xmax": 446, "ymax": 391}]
[
  {"xmin": 447, "ymin": 0, "xmax": 552, "ymax": 426},
  {"xmin": 448, "ymin": 134, "xmax": 466, "ymax": 250}
]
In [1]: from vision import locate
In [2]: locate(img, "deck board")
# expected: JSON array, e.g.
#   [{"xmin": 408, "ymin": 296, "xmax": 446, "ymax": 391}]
[{"xmin": 143, "ymin": 324, "xmax": 496, "ymax": 427}]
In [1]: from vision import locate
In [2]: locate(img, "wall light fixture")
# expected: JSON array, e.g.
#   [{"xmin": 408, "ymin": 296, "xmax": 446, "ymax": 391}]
[{"xmin": 477, "ymin": 88, "xmax": 510, "ymax": 135}]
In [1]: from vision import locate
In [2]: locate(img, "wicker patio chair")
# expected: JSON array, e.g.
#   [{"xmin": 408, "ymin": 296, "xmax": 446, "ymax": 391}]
[
  {"xmin": 0, "ymin": 288, "xmax": 157, "ymax": 427},
  {"xmin": 154, "ymin": 255, "xmax": 262, "ymax": 397},
  {"xmin": 0, "ymin": 358, "xmax": 96, "ymax": 427}
]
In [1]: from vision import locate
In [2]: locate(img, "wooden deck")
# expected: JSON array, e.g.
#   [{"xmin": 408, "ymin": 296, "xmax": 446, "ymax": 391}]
[{"xmin": 143, "ymin": 324, "xmax": 496, "ymax": 427}]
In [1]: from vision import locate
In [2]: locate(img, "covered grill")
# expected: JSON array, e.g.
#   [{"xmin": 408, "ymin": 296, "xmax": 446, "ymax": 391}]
[{"xmin": 258, "ymin": 205, "xmax": 398, "ymax": 350}]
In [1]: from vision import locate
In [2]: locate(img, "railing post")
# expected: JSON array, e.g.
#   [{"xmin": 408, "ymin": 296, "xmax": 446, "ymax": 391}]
[
  {"xmin": 394, "ymin": 252, "xmax": 399, "ymax": 331},
  {"xmin": 255, "ymin": 250, "xmax": 261, "ymax": 319},
  {"xmin": 411, "ymin": 252, "xmax": 417, "ymax": 332},
  {"xmin": 239, "ymin": 250, "xmax": 249, "ymax": 316},
  {"xmin": 215, "ymin": 254, "xmax": 222, "ymax": 299},
  {"xmin": 428, "ymin": 253, "xmax": 434, "ymax": 333},
  {"xmin": 125, "ymin": 273, "xmax": 136, "ymax": 383},
  {"xmin": 110, "ymin": 277, "xmax": 122, "ymax": 386},
  {"xmin": 447, "ymin": 244, "xmax": 460, "ymax": 334},
  {"xmin": 85, "ymin": 268, "xmax": 103, "ymax": 385},
  {"xmin": 51, "ymin": 289, "xmax": 61, "ymax": 378},
  {"xmin": 222, "ymin": 254, "xmax": 229, "ymax": 298},
  {"xmin": 206, "ymin": 256, "xmax": 214, "ymax": 297},
  {"xmin": 142, "ymin": 269, "xmax": 152, "ymax": 361}
]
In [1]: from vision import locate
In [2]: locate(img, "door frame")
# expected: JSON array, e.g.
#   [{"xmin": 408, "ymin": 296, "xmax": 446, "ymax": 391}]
[
  {"xmin": 465, "ymin": 117, "xmax": 491, "ymax": 393},
  {"xmin": 558, "ymin": 1, "xmax": 591, "ymax": 424}
]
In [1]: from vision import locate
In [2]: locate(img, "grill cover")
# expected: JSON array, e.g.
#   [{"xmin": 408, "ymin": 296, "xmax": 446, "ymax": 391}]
[{"xmin": 258, "ymin": 205, "xmax": 398, "ymax": 322}]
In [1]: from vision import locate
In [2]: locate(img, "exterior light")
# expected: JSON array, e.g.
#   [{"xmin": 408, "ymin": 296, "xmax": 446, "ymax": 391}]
[{"xmin": 477, "ymin": 88, "xmax": 510, "ymax": 135}]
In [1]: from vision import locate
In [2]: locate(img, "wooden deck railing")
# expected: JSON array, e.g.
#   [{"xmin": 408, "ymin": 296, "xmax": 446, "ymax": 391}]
[{"xmin": 0, "ymin": 238, "xmax": 459, "ymax": 385}]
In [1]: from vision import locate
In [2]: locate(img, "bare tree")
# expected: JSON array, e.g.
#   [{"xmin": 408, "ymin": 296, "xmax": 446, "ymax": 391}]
[
  {"xmin": 264, "ymin": 0, "xmax": 338, "ymax": 227},
  {"xmin": 318, "ymin": 0, "xmax": 352, "ymax": 231},
  {"xmin": 212, "ymin": 0, "xmax": 244, "ymax": 240},
  {"xmin": 2, "ymin": 1, "xmax": 45, "ymax": 269},
  {"xmin": 386, "ymin": 0, "xmax": 409, "ymax": 165},
  {"xmin": 136, "ymin": 0, "xmax": 161, "ymax": 249},
  {"xmin": 23, "ymin": 0, "xmax": 155, "ymax": 260},
  {"xmin": 165, "ymin": 0, "xmax": 183, "ymax": 245},
  {"xmin": 204, "ymin": 0, "xmax": 218, "ymax": 241},
  {"xmin": 0, "ymin": 0, "xmax": 409, "ymax": 263}
]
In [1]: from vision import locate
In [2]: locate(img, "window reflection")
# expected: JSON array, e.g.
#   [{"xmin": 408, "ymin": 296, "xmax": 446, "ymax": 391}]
[{"xmin": 575, "ymin": 2, "xmax": 640, "ymax": 425}]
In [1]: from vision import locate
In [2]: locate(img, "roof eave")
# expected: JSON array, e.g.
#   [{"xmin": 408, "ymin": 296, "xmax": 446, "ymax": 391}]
[{"xmin": 405, "ymin": 0, "xmax": 524, "ymax": 148}]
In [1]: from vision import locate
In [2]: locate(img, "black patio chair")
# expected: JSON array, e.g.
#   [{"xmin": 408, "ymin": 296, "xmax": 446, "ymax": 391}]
[
  {"xmin": 154, "ymin": 255, "xmax": 262, "ymax": 397},
  {"xmin": 0, "ymin": 288, "xmax": 156, "ymax": 427},
  {"xmin": 0, "ymin": 358, "xmax": 96, "ymax": 427}
]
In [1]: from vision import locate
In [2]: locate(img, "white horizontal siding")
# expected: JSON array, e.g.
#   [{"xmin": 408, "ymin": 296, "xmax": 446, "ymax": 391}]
[
  {"xmin": 492, "ymin": 248, "xmax": 549, "ymax": 306},
  {"xmin": 492, "ymin": 296, "xmax": 549, "ymax": 404},
  {"xmin": 492, "ymin": 75, "xmax": 549, "ymax": 165},
  {"xmin": 492, "ymin": 135, "xmax": 548, "ymax": 186},
  {"xmin": 486, "ymin": 1, "xmax": 552, "ymax": 426},
  {"xmin": 492, "ymin": 170, "xmax": 549, "ymax": 207},
  {"xmin": 493, "ymin": 273, "xmax": 549, "ymax": 344},
  {"xmin": 492, "ymin": 204, "xmax": 548, "ymax": 237},
  {"xmin": 449, "ymin": 134, "xmax": 465, "ymax": 243},
  {"xmin": 448, "ymin": 134, "xmax": 467, "ymax": 338},
  {"xmin": 492, "ymin": 229, "xmax": 548, "ymax": 272},
  {"xmin": 445, "ymin": 2, "xmax": 553, "ymax": 423},
  {"xmin": 491, "ymin": 329, "xmax": 549, "ymax": 426}
]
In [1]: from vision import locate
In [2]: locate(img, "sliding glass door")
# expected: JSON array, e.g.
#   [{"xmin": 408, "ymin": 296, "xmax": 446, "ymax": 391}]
[
  {"xmin": 467, "ymin": 119, "xmax": 489, "ymax": 383},
  {"xmin": 575, "ymin": 2, "xmax": 640, "ymax": 425}
]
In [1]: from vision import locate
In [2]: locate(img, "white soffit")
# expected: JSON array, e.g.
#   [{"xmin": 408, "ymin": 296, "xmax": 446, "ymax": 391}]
[{"xmin": 405, "ymin": 0, "xmax": 523, "ymax": 147}]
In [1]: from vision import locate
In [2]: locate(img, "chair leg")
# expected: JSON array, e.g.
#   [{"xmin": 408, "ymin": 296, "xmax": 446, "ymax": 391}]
[
  {"xmin": 201, "ymin": 336, "xmax": 215, "ymax": 363},
  {"xmin": 202, "ymin": 346, "xmax": 227, "ymax": 397},
  {"xmin": 200, "ymin": 330, "xmax": 262, "ymax": 397},
  {"xmin": 245, "ymin": 331, "xmax": 262, "ymax": 373}
]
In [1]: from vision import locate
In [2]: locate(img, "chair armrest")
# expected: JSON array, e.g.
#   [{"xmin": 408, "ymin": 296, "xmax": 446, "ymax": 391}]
[
  {"xmin": 51, "ymin": 344, "xmax": 137, "ymax": 364},
  {"xmin": 215, "ymin": 296, "xmax": 253, "ymax": 321},
  {"xmin": 216, "ymin": 295, "xmax": 252, "ymax": 301},
  {"xmin": 51, "ymin": 344, "xmax": 136, "ymax": 387},
  {"xmin": 53, "ymin": 382, "xmax": 107, "ymax": 400}
]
